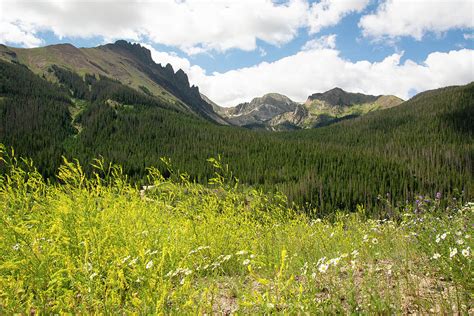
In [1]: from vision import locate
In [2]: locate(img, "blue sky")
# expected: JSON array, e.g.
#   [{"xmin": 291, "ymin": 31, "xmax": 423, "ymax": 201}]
[{"xmin": 1, "ymin": 0, "xmax": 473, "ymax": 105}]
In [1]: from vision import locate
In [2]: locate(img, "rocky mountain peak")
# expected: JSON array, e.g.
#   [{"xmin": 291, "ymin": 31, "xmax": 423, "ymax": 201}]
[{"xmin": 307, "ymin": 87, "xmax": 379, "ymax": 107}]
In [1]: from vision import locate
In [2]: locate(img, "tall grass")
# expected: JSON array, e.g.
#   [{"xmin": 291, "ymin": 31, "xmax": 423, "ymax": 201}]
[{"xmin": 0, "ymin": 144, "xmax": 472, "ymax": 313}]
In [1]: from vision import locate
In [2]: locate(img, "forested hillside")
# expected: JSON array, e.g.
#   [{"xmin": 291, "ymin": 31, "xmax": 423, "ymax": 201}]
[{"xmin": 0, "ymin": 59, "xmax": 472, "ymax": 215}]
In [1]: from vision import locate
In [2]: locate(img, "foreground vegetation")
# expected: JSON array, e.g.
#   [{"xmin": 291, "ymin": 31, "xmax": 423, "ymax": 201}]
[{"xmin": 0, "ymin": 148, "xmax": 472, "ymax": 314}]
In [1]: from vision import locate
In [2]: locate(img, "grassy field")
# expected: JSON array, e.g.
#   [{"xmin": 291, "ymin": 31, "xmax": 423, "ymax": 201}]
[{"xmin": 0, "ymin": 147, "xmax": 472, "ymax": 314}]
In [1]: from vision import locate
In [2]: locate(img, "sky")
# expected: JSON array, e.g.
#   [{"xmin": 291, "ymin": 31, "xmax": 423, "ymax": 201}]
[{"xmin": 1, "ymin": 0, "xmax": 473, "ymax": 106}]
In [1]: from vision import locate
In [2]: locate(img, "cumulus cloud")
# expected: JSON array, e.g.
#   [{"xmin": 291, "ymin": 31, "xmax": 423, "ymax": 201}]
[
  {"xmin": 0, "ymin": 20, "xmax": 42, "ymax": 48},
  {"xmin": 0, "ymin": 0, "xmax": 308, "ymax": 54},
  {"xmin": 307, "ymin": 0, "xmax": 370, "ymax": 34},
  {"xmin": 156, "ymin": 47, "xmax": 474, "ymax": 106},
  {"xmin": 360, "ymin": 0, "xmax": 474, "ymax": 40}
]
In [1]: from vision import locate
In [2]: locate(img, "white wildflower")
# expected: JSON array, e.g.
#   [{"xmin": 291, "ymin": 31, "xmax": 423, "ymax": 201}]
[
  {"xmin": 432, "ymin": 253, "xmax": 441, "ymax": 260},
  {"xmin": 89, "ymin": 272, "xmax": 98, "ymax": 280},
  {"xmin": 243, "ymin": 259, "xmax": 250, "ymax": 265},
  {"xmin": 449, "ymin": 247, "xmax": 458, "ymax": 258},
  {"xmin": 122, "ymin": 255, "xmax": 131, "ymax": 264},
  {"xmin": 441, "ymin": 232, "xmax": 448, "ymax": 240},
  {"xmin": 318, "ymin": 263, "xmax": 329, "ymax": 273},
  {"xmin": 267, "ymin": 303, "xmax": 275, "ymax": 309},
  {"xmin": 329, "ymin": 257, "xmax": 341, "ymax": 266},
  {"xmin": 223, "ymin": 255, "xmax": 232, "ymax": 261},
  {"xmin": 351, "ymin": 250, "xmax": 359, "ymax": 257},
  {"xmin": 456, "ymin": 239, "xmax": 464, "ymax": 245},
  {"xmin": 12, "ymin": 243, "xmax": 20, "ymax": 251},
  {"xmin": 456, "ymin": 231, "xmax": 462, "ymax": 236},
  {"xmin": 236, "ymin": 250, "xmax": 248, "ymax": 255},
  {"xmin": 371, "ymin": 238, "xmax": 378, "ymax": 245},
  {"xmin": 462, "ymin": 247, "xmax": 470, "ymax": 257},
  {"xmin": 465, "ymin": 234, "xmax": 471, "ymax": 239},
  {"xmin": 146, "ymin": 260, "xmax": 153, "ymax": 269}
]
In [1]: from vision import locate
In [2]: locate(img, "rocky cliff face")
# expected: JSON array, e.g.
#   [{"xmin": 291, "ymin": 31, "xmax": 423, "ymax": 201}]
[
  {"xmin": 104, "ymin": 41, "xmax": 229, "ymax": 125},
  {"xmin": 222, "ymin": 93, "xmax": 300, "ymax": 127}
]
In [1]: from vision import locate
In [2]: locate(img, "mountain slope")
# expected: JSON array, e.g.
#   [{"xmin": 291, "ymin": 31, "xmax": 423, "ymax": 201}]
[{"xmin": 0, "ymin": 41, "xmax": 228, "ymax": 124}]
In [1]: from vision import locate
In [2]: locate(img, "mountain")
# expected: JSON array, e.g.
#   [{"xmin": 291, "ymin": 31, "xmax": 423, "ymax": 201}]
[
  {"xmin": 220, "ymin": 88, "xmax": 404, "ymax": 130},
  {"xmin": 0, "ymin": 41, "xmax": 228, "ymax": 125},
  {"xmin": 221, "ymin": 93, "xmax": 304, "ymax": 129}
]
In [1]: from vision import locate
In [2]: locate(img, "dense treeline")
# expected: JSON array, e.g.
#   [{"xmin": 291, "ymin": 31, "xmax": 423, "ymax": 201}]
[
  {"xmin": 0, "ymin": 60, "xmax": 472, "ymax": 215},
  {"xmin": 0, "ymin": 61, "xmax": 74, "ymax": 177}
]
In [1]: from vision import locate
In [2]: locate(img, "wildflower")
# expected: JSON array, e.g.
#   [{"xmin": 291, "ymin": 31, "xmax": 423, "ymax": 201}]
[
  {"xmin": 436, "ymin": 192, "xmax": 442, "ymax": 200},
  {"xmin": 432, "ymin": 253, "xmax": 441, "ymax": 260},
  {"xmin": 12, "ymin": 243, "xmax": 20, "ymax": 251},
  {"xmin": 440, "ymin": 232, "xmax": 448, "ymax": 240},
  {"xmin": 329, "ymin": 257, "xmax": 341, "ymax": 266},
  {"xmin": 456, "ymin": 239, "xmax": 464, "ymax": 245},
  {"xmin": 318, "ymin": 263, "xmax": 329, "ymax": 273},
  {"xmin": 371, "ymin": 238, "xmax": 378, "ymax": 245},
  {"xmin": 236, "ymin": 250, "xmax": 248, "ymax": 255},
  {"xmin": 351, "ymin": 250, "xmax": 359, "ymax": 257},
  {"xmin": 243, "ymin": 259, "xmax": 250, "ymax": 265},
  {"xmin": 146, "ymin": 260, "xmax": 153, "ymax": 269},
  {"xmin": 250, "ymin": 254, "xmax": 255, "ymax": 259},
  {"xmin": 362, "ymin": 234, "xmax": 369, "ymax": 242},
  {"xmin": 223, "ymin": 255, "xmax": 232, "ymax": 261},
  {"xmin": 435, "ymin": 235, "xmax": 441, "ymax": 243},
  {"xmin": 267, "ymin": 303, "xmax": 275, "ymax": 309},
  {"xmin": 122, "ymin": 255, "xmax": 131, "ymax": 264},
  {"xmin": 465, "ymin": 234, "xmax": 471, "ymax": 239},
  {"xmin": 449, "ymin": 247, "xmax": 458, "ymax": 258},
  {"xmin": 462, "ymin": 247, "xmax": 470, "ymax": 257},
  {"xmin": 456, "ymin": 231, "xmax": 462, "ymax": 236}
]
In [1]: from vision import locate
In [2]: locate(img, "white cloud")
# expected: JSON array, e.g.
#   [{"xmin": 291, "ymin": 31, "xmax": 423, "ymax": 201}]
[
  {"xmin": 176, "ymin": 48, "xmax": 473, "ymax": 106},
  {"xmin": 360, "ymin": 0, "xmax": 474, "ymax": 40},
  {"xmin": 307, "ymin": 0, "xmax": 370, "ymax": 34},
  {"xmin": 0, "ymin": 0, "xmax": 309, "ymax": 54},
  {"xmin": 302, "ymin": 34, "xmax": 337, "ymax": 50},
  {"xmin": 0, "ymin": 20, "xmax": 43, "ymax": 48}
]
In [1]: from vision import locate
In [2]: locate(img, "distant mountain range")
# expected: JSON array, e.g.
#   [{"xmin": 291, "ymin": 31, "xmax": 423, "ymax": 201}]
[
  {"xmin": 217, "ymin": 88, "xmax": 403, "ymax": 130},
  {"xmin": 0, "ymin": 41, "xmax": 404, "ymax": 130}
]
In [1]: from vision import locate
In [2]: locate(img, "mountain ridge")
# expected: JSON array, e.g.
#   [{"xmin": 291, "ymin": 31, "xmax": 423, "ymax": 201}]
[
  {"xmin": 220, "ymin": 89, "xmax": 404, "ymax": 130},
  {"xmin": 0, "ymin": 41, "xmax": 229, "ymax": 125}
]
